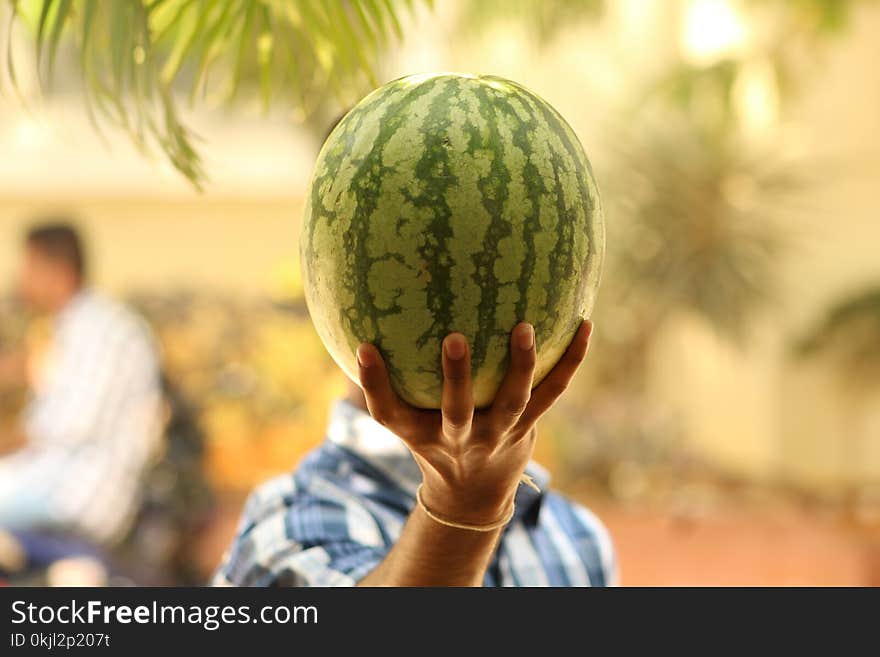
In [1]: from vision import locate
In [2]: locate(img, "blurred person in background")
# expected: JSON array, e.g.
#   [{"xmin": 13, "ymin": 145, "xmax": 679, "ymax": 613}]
[{"xmin": 0, "ymin": 221, "xmax": 163, "ymax": 582}]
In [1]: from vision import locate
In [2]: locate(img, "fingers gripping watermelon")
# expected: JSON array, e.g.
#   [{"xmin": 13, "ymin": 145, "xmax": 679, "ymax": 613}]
[{"xmin": 301, "ymin": 72, "xmax": 604, "ymax": 409}]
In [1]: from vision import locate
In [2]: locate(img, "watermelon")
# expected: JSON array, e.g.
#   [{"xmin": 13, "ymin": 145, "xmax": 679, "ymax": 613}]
[{"xmin": 300, "ymin": 72, "xmax": 604, "ymax": 409}]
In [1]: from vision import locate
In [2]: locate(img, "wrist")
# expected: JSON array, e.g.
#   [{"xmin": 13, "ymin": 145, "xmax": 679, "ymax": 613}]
[{"xmin": 419, "ymin": 479, "xmax": 517, "ymax": 527}]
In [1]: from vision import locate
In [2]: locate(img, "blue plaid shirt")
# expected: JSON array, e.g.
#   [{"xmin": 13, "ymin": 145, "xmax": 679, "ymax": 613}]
[{"xmin": 214, "ymin": 400, "xmax": 617, "ymax": 587}]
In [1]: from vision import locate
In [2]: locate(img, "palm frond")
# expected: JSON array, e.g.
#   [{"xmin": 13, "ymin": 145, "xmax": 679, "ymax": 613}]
[
  {"xmin": 2, "ymin": 0, "xmax": 423, "ymax": 188},
  {"xmin": 795, "ymin": 288, "xmax": 880, "ymax": 382},
  {"xmin": 598, "ymin": 113, "xmax": 806, "ymax": 343},
  {"xmin": 458, "ymin": 0, "xmax": 604, "ymax": 45}
]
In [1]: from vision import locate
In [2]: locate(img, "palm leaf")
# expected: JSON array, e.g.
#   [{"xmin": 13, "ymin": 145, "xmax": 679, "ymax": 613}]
[
  {"xmin": 2, "ymin": 0, "xmax": 423, "ymax": 188},
  {"xmin": 598, "ymin": 112, "xmax": 804, "ymax": 342},
  {"xmin": 795, "ymin": 288, "xmax": 880, "ymax": 383}
]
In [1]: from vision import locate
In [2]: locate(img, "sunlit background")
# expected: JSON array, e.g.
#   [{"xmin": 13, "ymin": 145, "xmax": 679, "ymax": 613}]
[{"xmin": 1, "ymin": 0, "xmax": 879, "ymax": 585}]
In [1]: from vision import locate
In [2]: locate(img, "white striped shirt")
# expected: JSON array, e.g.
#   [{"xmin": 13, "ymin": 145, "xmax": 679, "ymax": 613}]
[{"xmin": 0, "ymin": 289, "xmax": 162, "ymax": 545}]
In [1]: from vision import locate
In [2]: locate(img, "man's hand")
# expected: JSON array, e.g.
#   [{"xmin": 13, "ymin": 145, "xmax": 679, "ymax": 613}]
[{"xmin": 356, "ymin": 320, "xmax": 592, "ymax": 527}]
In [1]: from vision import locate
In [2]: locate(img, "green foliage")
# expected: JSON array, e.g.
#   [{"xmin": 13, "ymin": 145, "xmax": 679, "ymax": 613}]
[
  {"xmin": 3, "ymin": 0, "xmax": 424, "ymax": 187},
  {"xmin": 795, "ymin": 287, "xmax": 880, "ymax": 381},
  {"xmin": 643, "ymin": 0, "xmax": 865, "ymax": 135},
  {"xmin": 459, "ymin": 0, "xmax": 604, "ymax": 44},
  {"xmin": 746, "ymin": 0, "xmax": 856, "ymax": 36},
  {"xmin": 598, "ymin": 0, "xmax": 868, "ymax": 344},
  {"xmin": 599, "ymin": 116, "xmax": 800, "ymax": 344}
]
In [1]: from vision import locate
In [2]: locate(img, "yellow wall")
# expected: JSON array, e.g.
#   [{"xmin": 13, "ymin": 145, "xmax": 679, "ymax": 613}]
[
  {"xmin": 646, "ymin": 5, "xmax": 880, "ymax": 487},
  {"xmin": 1, "ymin": 199, "xmax": 302, "ymax": 296}
]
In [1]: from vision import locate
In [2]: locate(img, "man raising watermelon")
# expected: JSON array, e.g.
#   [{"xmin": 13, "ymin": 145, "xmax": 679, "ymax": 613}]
[{"xmin": 214, "ymin": 73, "xmax": 616, "ymax": 586}]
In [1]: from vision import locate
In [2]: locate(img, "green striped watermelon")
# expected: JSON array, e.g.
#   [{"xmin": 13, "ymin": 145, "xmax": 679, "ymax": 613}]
[{"xmin": 301, "ymin": 72, "xmax": 604, "ymax": 409}]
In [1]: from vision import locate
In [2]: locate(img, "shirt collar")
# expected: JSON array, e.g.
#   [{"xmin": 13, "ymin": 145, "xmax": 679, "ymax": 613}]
[{"xmin": 326, "ymin": 399, "xmax": 550, "ymax": 524}]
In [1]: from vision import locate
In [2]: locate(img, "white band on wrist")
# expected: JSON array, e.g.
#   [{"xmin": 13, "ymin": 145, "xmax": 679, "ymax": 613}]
[{"xmin": 416, "ymin": 484, "xmax": 516, "ymax": 532}]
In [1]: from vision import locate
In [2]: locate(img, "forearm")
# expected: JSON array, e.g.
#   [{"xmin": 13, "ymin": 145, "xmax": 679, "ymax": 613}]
[{"xmin": 358, "ymin": 505, "xmax": 502, "ymax": 587}]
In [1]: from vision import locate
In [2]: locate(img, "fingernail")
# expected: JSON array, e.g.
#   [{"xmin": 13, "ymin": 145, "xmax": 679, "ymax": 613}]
[
  {"xmin": 357, "ymin": 344, "xmax": 374, "ymax": 367},
  {"xmin": 444, "ymin": 334, "xmax": 466, "ymax": 360},
  {"xmin": 517, "ymin": 323, "xmax": 534, "ymax": 350}
]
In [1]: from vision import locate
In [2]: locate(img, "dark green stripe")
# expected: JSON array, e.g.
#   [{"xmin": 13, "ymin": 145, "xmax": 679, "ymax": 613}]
[
  {"xmin": 544, "ymin": 151, "xmax": 576, "ymax": 334},
  {"xmin": 404, "ymin": 78, "xmax": 460, "ymax": 351},
  {"xmin": 525, "ymin": 93, "xmax": 599, "ymax": 314},
  {"xmin": 468, "ymin": 82, "xmax": 514, "ymax": 374},
  {"xmin": 489, "ymin": 91, "xmax": 547, "ymax": 330}
]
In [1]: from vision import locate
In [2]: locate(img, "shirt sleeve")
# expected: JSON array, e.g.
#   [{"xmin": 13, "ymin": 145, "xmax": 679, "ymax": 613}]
[{"xmin": 214, "ymin": 478, "xmax": 389, "ymax": 587}]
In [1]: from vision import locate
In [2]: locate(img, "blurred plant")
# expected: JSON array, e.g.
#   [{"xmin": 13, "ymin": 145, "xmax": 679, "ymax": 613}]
[
  {"xmin": 651, "ymin": 0, "xmax": 865, "ymax": 130},
  {"xmin": 562, "ymin": 114, "xmax": 804, "ymax": 487},
  {"xmin": 794, "ymin": 287, "xmax": 880, "ymax": 383},
  {"xmin": 1, "ymin": 0, "xmax": 428, "ymax": 187},
  {"xmin": 0, "ymin": 296, "xmax": 28, "ymax": 418},
  {"xmin": 551, "ymin": 0, "xmax": 866, "ymax": 489},
  {"xmin": 588, "ymin": 0, "xmax": 863, "ymax": 379},
  {"xmin": 599, "ymin": 116, "xmax": 800, "ymax": 348},
  {"xmin": 127, "ymin": 290, "xmax": 343, "ymax": 491},
  {"xmin": 460, "ymin": 0, "xmax": 604, "ymax": 44}
]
